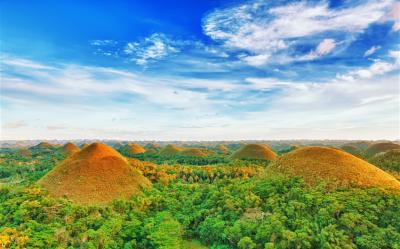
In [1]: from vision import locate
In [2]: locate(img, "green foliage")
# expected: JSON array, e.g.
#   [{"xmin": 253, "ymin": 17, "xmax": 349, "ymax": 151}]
[{"xmin": 1, "ymin": 148, "xmax": 399, "ymax": 249}]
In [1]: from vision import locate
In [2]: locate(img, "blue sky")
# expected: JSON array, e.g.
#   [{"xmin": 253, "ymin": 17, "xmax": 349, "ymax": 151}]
[{"xmin": 1, "ymin": 0, "xmax": 399, "ymax": 140}]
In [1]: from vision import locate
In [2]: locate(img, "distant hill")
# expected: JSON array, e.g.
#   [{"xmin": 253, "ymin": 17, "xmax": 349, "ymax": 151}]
[
  {"xmin": 125, "ymin": 143, "xmax": 146, "ymax": 154},
  {"xmin": 369, "ymin": 149, "xmax": 400, "ymax": 174},
  {"xmin": 365, "ymin": 142, "xmax": 400, "ymax": 157},
  {"xmin": 232, "ymin": 144, "xmax": 277, "ymax": 161},
  {"xmin": 159, "ymin": 144, "xmax": 183, "ymax": 155},
  {"xmin": 62, "ymin": 142, "xmax": 80, "ymax": 155},
  {"xmin": 180, "ymin": 148, "xmax": 208, "ymax": 157},
  {"xmin": 269, "ymin": 146, "xmax": 400, "ymax": 190}
]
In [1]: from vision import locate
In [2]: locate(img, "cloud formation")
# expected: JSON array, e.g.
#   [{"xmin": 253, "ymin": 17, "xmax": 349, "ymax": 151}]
[
  {"xmin": 203, "ymin": 0, "xmax": 394, "ymax": 66},
  {"xmin": 124, "ymin": 33, "xmax": 180, "ymax": 65}
]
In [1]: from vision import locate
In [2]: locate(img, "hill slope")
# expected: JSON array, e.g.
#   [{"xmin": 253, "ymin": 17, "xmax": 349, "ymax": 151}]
[
  {"xmin": 232, "ymin": 144, "xmax": 277, "ymax": 161},
  {"xmin": 38, "ymin": 143, "xmax": 151, "ymax": 205},
  {"xmin": 63, "ymin": 142, "xmax": 80, "ymax": 155},
  {"xmin": 159, "ymin": 144, "xmax": 183, "ymax": 155},
  {"xmin": 269, "ymin": 146, "xmax": 400, "ymax": 190},
  {"xmin": 365, "ymin": 142, "xmax": 400, "ymax": 157},
  {"xmin": 126, "ymin": 143, "xmax": 146, "ymax": 154}
]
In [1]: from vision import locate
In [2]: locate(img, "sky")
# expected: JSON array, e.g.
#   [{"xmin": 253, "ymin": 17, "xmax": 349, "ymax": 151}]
[{"xmin": 0, "ymin": 0, "xmax": 399, "ymax": 141}]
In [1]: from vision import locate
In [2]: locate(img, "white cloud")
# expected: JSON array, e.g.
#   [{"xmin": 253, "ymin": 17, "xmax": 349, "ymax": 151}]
[
  {"xmin": 1, "ymin": 54, "xmax": 399, "ymax": 140},
  {"xmin": 364, "ymin": 45, "xmax": 381, "ymax": 57},
  {"xmin": 90, "ymin": 40, "xmax": 118, "ymax": 46},
  {"xmin": 203, "ymin": 0, "xmax": 394, "ymax": 66},
  {"xmin": 337, "ymin": 50, "xmax": 400, "ymax": 81},
  {"xmin": 300, "ymin": 38, "xmax": 336, "ymax": 60},
  {"xmin": 380, "ymin": 1, "xmax": 400, "ymax": 31},
  {"xmin": 124, "ymin": 33, "xmax": 180, "ymax": 65}
]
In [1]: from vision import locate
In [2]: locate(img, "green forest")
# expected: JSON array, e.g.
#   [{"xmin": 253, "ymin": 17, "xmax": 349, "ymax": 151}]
[{"xmin": 1, "ymin": 142, "xmax": 400, "ymax": 249}]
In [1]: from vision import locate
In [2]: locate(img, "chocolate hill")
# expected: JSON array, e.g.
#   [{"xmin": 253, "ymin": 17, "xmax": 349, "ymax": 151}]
[
  {"xmin": 339, "ymin": 145, "xmax": 363, "ymax": 158},
  {"xmin": 369, "ymin": 149, "xmax": 400, "ymax": 173},
  {"xmin": 126, "ymin": 143, "xmax": 146, "ymax": 154},
  {"xmin": 159, "ymin": 144, "xmax": 183, "ymax": 155},
  {"xmin": 31, "ymin": 142, "xmax": 54, "ymax": 150},
  {"xmin": 18, "ymin": 148, "xmax": 32, "ymax": 157},
  {"xmin": 365, "ymin": 142, "xmax": 400, "ymax": 157},
  {"xmin": 232, "ymin": 144, "xmax": 277, "ymax": 161},
  {"xmin": 343, "ymin": 141, "xmax": 372, "ymax": 150},
  {"xmin": 217, "ymin": 144, "xmax": 229, "ymax": 154},
  {"xmin": 269, "ymin": 147, "xmax": 400, "ymax": 190},
  {"xmin": 38, "ymin": 143, "xmax": 151, "ymax": 205},
  {"xmin": 180, "ymin": 148, "xmax": 208, "ymax": 157},
  {"xmin": 63, "ymin": 142, "xmax": 80, "ymax": 155},
  {"xmin": 80, "ymin": 143, "xmax": 89, "ymax": 149}
]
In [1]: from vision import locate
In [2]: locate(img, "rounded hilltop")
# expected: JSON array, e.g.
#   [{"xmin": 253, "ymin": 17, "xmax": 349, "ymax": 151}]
[
  {"xmin": 268, "ymin": 146, "xmax": 400, "ymax": 190},
  {"xmin": 232, "ymin": 144, "xmax": 277, "ymax": 161},
  {"xmin": 125, "ymin": 143, "xmax": 146, "ymax": 154},
  {"xmin": 31, "ymin": 142, "xmax": 54, "ymax": 150},
  {"xmin": 62, "ymin": 142, "xmax": 80, "ymax": 155},
  {"xmin": 180, "ymin": 148, "xmax": 208, "ymax": 157},
  {"xmin": 159, "ymin": 144, "xmax": 183, "ymax": 155},
  {"xmin": 217, "ymin": 144, "xmax": 229, "ymax": 154},
  {"xmin": 339, "ymin": 144, "xmax": 363, "ymax": 158},
  {"xmin": 369, "ymin": 149, "xmax": 400, "ymax": 174},
  {"xmin": 38, "ymin": 142, "xmax": 151, "ymax": 205},
  {"xmin": 365, "ymin": 142, "xmax": 400, "ymax": 157}
]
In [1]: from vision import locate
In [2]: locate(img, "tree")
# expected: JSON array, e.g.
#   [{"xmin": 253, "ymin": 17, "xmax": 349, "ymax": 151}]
[{"xmin": 238, "ymin": 236, "xmax": 256, "ymax": 249}]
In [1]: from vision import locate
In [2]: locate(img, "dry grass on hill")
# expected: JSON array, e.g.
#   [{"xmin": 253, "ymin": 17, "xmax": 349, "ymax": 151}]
[
  {"xmin": 365, "ymin": 142, "xmax": 400, "ymax": 157},
  {"xmin": 126, "ymin": 143, "xmax": 146, "ymax": 154},
  {"xmin": 180, "ymin": 148, "xmax": 208, "ymax": 157},
  {"xmin": 31, "ymin": 142, "xmax": 54, "ymax": 150},
  {"xmin": 38, "ymin": 143, "xmax": 151, "ymax": 205},
  {"xmin": 268, "ymin": 146, "xmax": 400, "ymax": 191},
  {"xmin": 217, "ymin": 144, "xmax": 229, "ymax": 154},
  {"xmin": 62, "ymin": 142, "xmax": 80, "ymax": 155},
  {"xmin": 339, "ymin": 145, "xmax": 363, "ymax": 158},
  {"xmin": 232, "ymin": 144, "xmax": 277, "ymax": 161},
  {"xmin": 159, "ymin": 144, "xmax": 183, "ymax": 155}
]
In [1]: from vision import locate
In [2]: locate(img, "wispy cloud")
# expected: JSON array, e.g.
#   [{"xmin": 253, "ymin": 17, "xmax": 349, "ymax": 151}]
[
  {"xmin": 1, "ymin": 52, "xmax": 399, "ymax": 140},
  {"xmin": 364, "ymin": 45, "xmax": 381, "ymax": 57},
  {"xmin": 203, "ymin": 0, "xmax": 394, "ymax": 66},
  {"xmin": 123, "ymin": 33, "xmax": 180, "ymax": 65},
  {"xmin": 2, "ymin": 121, "xmax": 28, "ymax": 129},
  {"xmin": 337, "ymin": 50, "xmax": 400, "ymax": 81}
]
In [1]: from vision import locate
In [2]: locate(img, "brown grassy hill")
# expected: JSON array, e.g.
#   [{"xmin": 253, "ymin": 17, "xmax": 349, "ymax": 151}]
[
  {"xmin": 159, "ymin": 144, "xmax": 183, "ymax": 155},
  {"xmin": 18, "ymin": 148, "xmax": 32, "ymax": 157},
  {"xmin": 369, "ymin": 149, "xmax": 400, "ymax": 175},
  {"xmin": 38, "ymin": 143, "xmax": 151, "ymax": 205},
  {"xmin": 232, "ymin": 144, "xmax": 277, "ymax": 161},
  {"xmin": 343, "ymin": 141, "xmax": 372, "ymax": 150},
  {"xmin": 269, "ymin": 146, "xmax": 400, "ymax": 190},
  {"xmin": 63, "ymin": 142, "xmax": 80, "ymax": 155},
  {"xmin": 180, "ymin": 148, "xmax": 208, "ymax": 157},
  {"xmin": 365, "ymin": 142, "xmax": 400, "ymax": 157},
  {"xmin": 31, "ymin": 142, "xmax": 54, "ymax": 150},
  {"xmin": 217, "ymin": 144, "xmax": 229, "ymax": 154},
  {"xmin": 80, "ymin": 143, "xmax": 90, "ymax": 149},
  {"xmin": 126, "ymin": 143, "xmax": 146, "ymax": 154},
  {"xmin": 339, "ymin": 145, "xmax": 363, "ymax": 158},
  {"xmin": 145, "ymin": 143, "xmax": 159, "ymax": 149}
]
